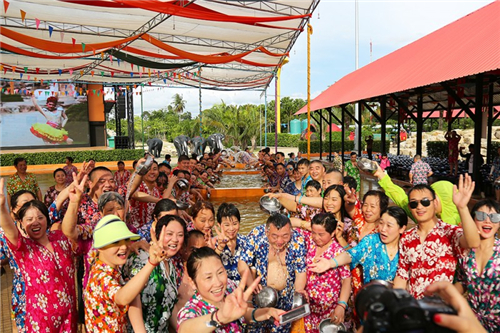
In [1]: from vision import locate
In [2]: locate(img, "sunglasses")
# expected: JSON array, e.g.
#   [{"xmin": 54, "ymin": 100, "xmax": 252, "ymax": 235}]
[
  {"xmin": 408, "ymin": 198, "xmax": 432, "ymax": 209},
  {"xmin": 474, "ymin": 211, "xmax": 500, "ymax": 223},
  {"xmin": 287, "ymin": 168, "xmax": 294, "ymax": 171}
]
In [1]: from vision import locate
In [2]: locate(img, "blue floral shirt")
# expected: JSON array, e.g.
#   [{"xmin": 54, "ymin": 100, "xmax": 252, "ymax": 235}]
[
  {"xmin": 347, "ymin": 233, "xmax": 399, "ymax": 284},
  {"xmin": 241, "ymin": 225, "xmax": 306, "ymax": 333},
  {"xmin": 219, "ymin": 234, "xmax": 248, "ymax": 284},
  {"xmin": 0, "ymin": 229, "xmax": 26, "ymax": 332},
  {"xmin": 137, "ymin": 219, "xmax": 154, "ymax": 242}
]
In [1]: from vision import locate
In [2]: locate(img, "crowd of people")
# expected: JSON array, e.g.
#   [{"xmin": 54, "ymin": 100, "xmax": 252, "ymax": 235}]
[{"xmin": 0, "ymin": 146, "xmax": 498, "ymax": 333}]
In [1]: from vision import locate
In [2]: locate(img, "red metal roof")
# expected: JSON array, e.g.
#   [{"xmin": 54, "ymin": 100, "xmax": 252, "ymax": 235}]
[{"xmin": 296, "ymin": 1, "xmax": 500, "ymax": 115}]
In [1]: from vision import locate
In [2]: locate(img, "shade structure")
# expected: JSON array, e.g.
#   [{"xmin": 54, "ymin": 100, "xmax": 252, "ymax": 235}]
[
  {"xmin": 296, "ymin": 0, "xmax": 500, "ymax": 114},
  {"xmin": 0, "ymin": 0, "xmax": 319, "ymax": 90}
]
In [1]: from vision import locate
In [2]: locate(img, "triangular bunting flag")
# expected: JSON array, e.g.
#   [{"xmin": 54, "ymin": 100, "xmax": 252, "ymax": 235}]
[
  {"xmin": 27, "ymin": 75, "xmax": 30, "ymax": 80},
  {"xmin": 72, "ymin": 38, "xmax": 76, "ymax": 46},
  {"xmin": 49, "ymin": 26, "xmax": 53, "ymax": 37},
  {"xmin": 111, "ymin": 72, "xmax": 114, "ymax": 77},
  {"xmin": 91, "ymin": 71, "xmax": 94, "ymax": 77},
  {"xmin": 100, "ymin": 52, "xmax": 104, "ymax": 59},
  {"xmin": 117, "ymin": 58, "xmax": 121, "ymax": 66},
  {"xmin": 12, "ymin": 66, "xmax": 16, "ymax": 72},
  {"xmin": 58, "ymin": 69, "xmax": 62, "ymax": 75},
  {"xmin": 36, "ymin": 68, "xmax": 39, "ymax": 74},
  {"xmin": 69, "ymin": 69, "xmax": 73, "ymax": 75},
  {"xmin": 24, "ymin": 67, "xmax": 27, "ymax": 73},
  {"xmin": 35, "ymin": 18, "xmax": 40, "ymax": 29},
  {"xmin": 3, "ymin": 0, "xmax": 9, "ymax": 13},
  {"xmin": 20, "ymin": 10, "xmax": 26, "ymax": 22},
  {"xmin": 163, "ymin": 79, "xmax": 166, "ymax": 84},
  {"xmin": 100, "ymin": 71, "xmax": 104, "ymax": 77},
  {"xmin": 109, "ymin": 55, "xmax": 113, "ymax": 64},
  {"xmin": 20, "ymin": 73, "xmax": 23, "ymax": 79},
  {"xmin": 81, "ymin": 43, "xmax": 86, "ymax": 52},
  {"xmin": 130, "ymin": 72, "xmax": 133, "ymax": 77}
]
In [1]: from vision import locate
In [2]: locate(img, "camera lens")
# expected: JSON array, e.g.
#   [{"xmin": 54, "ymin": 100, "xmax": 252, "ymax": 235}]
[{"xmin": 355, "ymin": 280, "xmax": 392, "ymax": 320}]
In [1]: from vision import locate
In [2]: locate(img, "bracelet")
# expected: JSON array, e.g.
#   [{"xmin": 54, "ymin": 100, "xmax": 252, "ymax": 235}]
[
  {"xmin": 331, "ymin": 257, "xmax": 339, "ymax": 268},
  {"xmin": 148, "ymin": 258, "xmax": 159, "ymax": 267},
  {"xmin": 298, "ymin": 194, "xmax": 303, "ymax": 204},
  {"xmin": 337, "ymin": 300, "xmax": 348, "ymax": 309},
  {"xmin": 251, "ymin": 308, "xmax": 259, "ymax": 323},
  {"xmin": 343, "ymin": 244, "xmax": 350, "ymax": 249},
  {"xmin": 214, "ymin": 309, "xmax": 224, "ymax": 326}
]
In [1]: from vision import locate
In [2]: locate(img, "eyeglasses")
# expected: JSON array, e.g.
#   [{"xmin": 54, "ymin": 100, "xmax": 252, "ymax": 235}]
[
  {"xmin": 474, "ymin": 211, "xmax": 500, "ymax": 223},
  {"xmin": 408, "ymin": 198, "xmax": 432, "ymax": 209}
]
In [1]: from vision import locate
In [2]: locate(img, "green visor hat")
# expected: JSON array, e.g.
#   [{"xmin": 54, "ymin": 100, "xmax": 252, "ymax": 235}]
[{"xmin": 93, "ymin": 214, "xmax": 140, "ymax": 249}]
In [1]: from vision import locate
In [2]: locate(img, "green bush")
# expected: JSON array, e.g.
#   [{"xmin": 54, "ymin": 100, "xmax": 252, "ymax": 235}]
[
  {"xmin": 0, "ymin": 94, "xmax": 23, "ymax": 102},
  {"xmin": 265, "ymin": 133, "xmax": 301, "ymax": 147},
  {"xmin": 1, "ymin": 149, "xmax": 144, "ymax": 166},
  {"xmin": 427, "ymin": 141, "xmax": 448, "ymax": 159},
  {"xmin": 298, "ymin": 140, "xmax": 355, "ymax": 153}
]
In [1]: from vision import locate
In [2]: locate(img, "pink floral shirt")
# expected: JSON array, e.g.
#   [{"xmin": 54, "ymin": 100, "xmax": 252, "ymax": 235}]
[
  {"xmin": 114, "ymin": 169, "xmax": 132, "ymax": 188},
  {"xmin": 396, "ymin": 220, "xmax": 463, "ymax": 299},
  {"xmin": 6, "ymin": 230, "xmax": 77, "ymax": 332},
  {"xmin": 84, "ymin": 258, "xmax": 128, "ymax": 333},
  {"xmin": 301, "ymin": 229, "xmax": 351, "ymax": 333},
  {"xmin": 129, "ymin": 182, "xmax": 162, "ymax": 233}
]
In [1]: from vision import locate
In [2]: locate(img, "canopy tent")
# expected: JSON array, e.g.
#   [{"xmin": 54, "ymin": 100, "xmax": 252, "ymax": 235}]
[
  {"xmin": 0, "ymin": 0, "xmax": 319, "ymax": 90},
  {"xmin": 325, "ymin": 123, "xmax": 341, "ymax": 132}
]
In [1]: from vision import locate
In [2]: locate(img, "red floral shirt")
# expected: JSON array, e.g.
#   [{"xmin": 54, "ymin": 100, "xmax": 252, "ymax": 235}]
[{"xmin": 396, "ymin": 220, "xmax": 463, "ymax": 299}]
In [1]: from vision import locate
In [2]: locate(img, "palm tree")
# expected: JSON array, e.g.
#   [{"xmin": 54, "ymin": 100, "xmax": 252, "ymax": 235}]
[{"xmin": 171, "ymin": 93, "xmax": 186, "ymax": 121}]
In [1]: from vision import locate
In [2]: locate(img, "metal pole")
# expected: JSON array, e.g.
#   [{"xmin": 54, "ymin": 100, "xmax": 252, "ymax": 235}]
[
  {"xmin": 199, "ymin": 66, "xmax": 202, "ymax": 137},
  {"xmin": 265, "ymin": 90, "xmax": 268, "ymax": 147},
  {"xmin": 354, "ymin": 0, "xmax": 360, "ymax": 152},
  {"xmin": 307, "ymin": 24, "xmax": 313, "ymax": 159},
  {"xmin": 275, "ymin": 73, "xmax": 278, "ymax": 153},
  {"xmin": 260, "ymin": 105, "xmax": 262, "ymax": 148},
  {"xmin": 141, "ymin": 85, "xmax": 144, "ymax": 151}
]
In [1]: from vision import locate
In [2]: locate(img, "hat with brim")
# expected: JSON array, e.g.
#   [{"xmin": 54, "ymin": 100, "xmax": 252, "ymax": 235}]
[{"xmin": 93, "ymin": 214, "xmax": 140, "ymax": 249}]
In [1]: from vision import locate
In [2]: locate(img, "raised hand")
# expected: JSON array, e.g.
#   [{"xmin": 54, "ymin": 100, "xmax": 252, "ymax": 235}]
[
  {"xmin": 452, "ymin": 174, "xmax": 475, "ymax": 210},
  {"xmin": 0, "ymin": 178, "xmax": 6, "ymax": 208},
  {"xmin": 308, "ymin": 257, "xmax": 333, "ymax": 274},
  {"xmin": 149, "ymin": 225, "xmax": 166, "ymax": 265},
  {"xmin": 218, "ymin": 270, "xmax": 262, "ymax": 324},
  {"xmin": 68, "ymin": 173, "xmax": 87, "ymax": 203},
  {"xmin": 214, "ymin": 223, "xmax": 229, "ymax": 250}
]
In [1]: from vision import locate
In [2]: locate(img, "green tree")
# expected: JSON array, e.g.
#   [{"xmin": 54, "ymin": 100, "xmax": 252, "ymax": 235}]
[{"xmin": 171, "ymin": 93, "xmax": 186, "ymax": 121}]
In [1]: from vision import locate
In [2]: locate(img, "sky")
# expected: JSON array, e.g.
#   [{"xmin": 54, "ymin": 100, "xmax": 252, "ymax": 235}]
[{"xmin": 131, "ymin": 0, "xmax": 493, "ymax": 116}]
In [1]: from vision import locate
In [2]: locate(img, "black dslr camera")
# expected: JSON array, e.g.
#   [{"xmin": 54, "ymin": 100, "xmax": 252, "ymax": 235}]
[{"xmin": 355, "ymin": 280, "xmax": 457, "ymax": 333}]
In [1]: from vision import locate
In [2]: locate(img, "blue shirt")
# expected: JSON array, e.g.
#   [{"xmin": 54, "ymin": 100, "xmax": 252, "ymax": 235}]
[
  {"xmin": 347, "ymin": 233, "xmax": 399, "ymax": 284},
  {"xmin": 219, "ymin": 234, "xmax": 248, "ymax": 284}
]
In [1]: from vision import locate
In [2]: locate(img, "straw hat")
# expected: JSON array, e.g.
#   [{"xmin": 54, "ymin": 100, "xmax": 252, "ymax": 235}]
[{"xmin": 93, "ymin": 215, "xmax": 140, "ymax": 249}]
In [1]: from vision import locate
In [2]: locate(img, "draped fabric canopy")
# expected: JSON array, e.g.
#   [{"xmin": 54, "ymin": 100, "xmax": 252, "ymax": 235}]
[{"xmin": 0, "ymin": 0, "xmax": 319, "ymax": 89}]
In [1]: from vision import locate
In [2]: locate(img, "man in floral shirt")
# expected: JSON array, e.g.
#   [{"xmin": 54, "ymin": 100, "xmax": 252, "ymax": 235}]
[
  {"xmin": 409, "ymin": 154, "xmax": 433, "ymax": 185},
  {"xmin": 393, "ymin": 183, "xmax": 480, "ymax": 299},
  {"xmin": 241, "ymin": 214, "xmax": 307, "ymax": 333}
]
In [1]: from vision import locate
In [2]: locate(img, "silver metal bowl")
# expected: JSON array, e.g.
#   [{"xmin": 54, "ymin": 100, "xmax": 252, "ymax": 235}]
[
  {"xmin": 255, "ymin": 286, "xmax": 279, "ymax": 308},
  {"xmin": 259, "ymin": 196, "xmax": 282, "ymax": 214},
  {"xmin": 136, "ymin": 155, "xmax": 153, "ymax": 176},
  {"xmin": 176, "ymin": 179, "xmax": 189, "ymax": 190},
  {"xmin": 357, "ymin": 157, "xmax": 378, "ymax": 173},
  {"xmin": 292, "ymin": 291, "xmax": 307, "ymax": 308},
  {"xmin": 175, "ymin": 200, "xmax": 190, "ymax": 210},
  {"xmin": 319, "ymin": 319, "xmax": 346, "ymax": 333}
]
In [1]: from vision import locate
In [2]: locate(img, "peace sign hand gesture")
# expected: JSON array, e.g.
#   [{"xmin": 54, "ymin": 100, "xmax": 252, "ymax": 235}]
[
  {"xmin": 149, "ymin": 225, "xmax": 167, "ymax": 265},
  {"xmin": 68, "ymin": 173, "xmax": 87, "ymax": 204},
  {"xmin": 214, "ymin": 223, "xmax": 229, "ymax": 251},
  {"xmin": 218, "ymin": 270, "xmax": 262, "ymax": 324}
]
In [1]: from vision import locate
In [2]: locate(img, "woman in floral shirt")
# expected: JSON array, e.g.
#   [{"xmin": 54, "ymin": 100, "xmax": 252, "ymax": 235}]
[
  {"xmin": 114, "ymin": 160, "xmax": 132, "ymax": 188},
  {"xmin": 177, "ymin": 247, "xmax": 283, "ymax": 333},
  {"xmin": 123, "ymin": 215, "xmax": 187, "ymax": 333},
  {"xmin": 301, "ymin": 213, "xmax": 352, "ymax": 333},
  {"xmin": 455, "ymin": 198, "xmax": 500, "ymax": 332},
  {"xmin": 44, "ymin": 168, "xmax": 68, "ymax": 217},
  {"xmin": 0, "ymin": 189, "xmax": 36, "ymax": 333},
  {"xmin": 0, "ymin": 179, "xmax": 77, "ymax": 332}
]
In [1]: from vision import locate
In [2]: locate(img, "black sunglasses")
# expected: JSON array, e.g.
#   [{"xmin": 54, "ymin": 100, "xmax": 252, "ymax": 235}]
[
  {"xmin": 474, "ymin": 211, "xmax": 500, "ymax": 223},
  {"xmin": 286, "ymin": 168, "xmax": 294, "ymax": 171},
  {"xmin": 409, "ymin": 198, "xmax": 432, "ymax": 209}
]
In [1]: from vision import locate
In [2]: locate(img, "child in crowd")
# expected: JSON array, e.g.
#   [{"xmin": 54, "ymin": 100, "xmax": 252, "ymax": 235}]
[{"xmin": 83, "ymin": 214, "xmax": 166, "ymax": 332}]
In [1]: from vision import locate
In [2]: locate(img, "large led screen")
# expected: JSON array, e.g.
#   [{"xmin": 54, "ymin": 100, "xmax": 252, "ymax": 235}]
[{"xmin": 1, "ymin": 82, "xmax": 90, "ymax": 149}]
